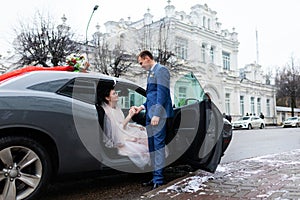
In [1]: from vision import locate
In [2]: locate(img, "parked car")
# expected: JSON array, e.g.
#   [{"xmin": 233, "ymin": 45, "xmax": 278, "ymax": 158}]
[
  {"xmin": 232, "ymin": 116, "xmax": 265, "ymax": 130},
  {"xmin": 282, "ymin": 117, "xmax": 300, "ymax": 128},
  {"xmin": 0, "ymin": 70, "xmax": 232, "ymax": 200}
]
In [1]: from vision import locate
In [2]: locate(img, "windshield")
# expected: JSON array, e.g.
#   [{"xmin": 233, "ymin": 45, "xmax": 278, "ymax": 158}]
[
  {"xmin": 287, "ymin": 117, "xmax": 298, "ymax": 121},
  {"xmin": 173, "ymin": 72, "xmax": 205, "ymax": 107},
  {"xmin": 239, "ymin": 117, "xmax": 250, "ymax": 121}
]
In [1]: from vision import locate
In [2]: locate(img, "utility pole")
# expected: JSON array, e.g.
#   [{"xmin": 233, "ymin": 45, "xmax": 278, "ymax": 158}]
[{"xmin": 256, "ymin": 28, "xmax": 259, "ymax": 64}]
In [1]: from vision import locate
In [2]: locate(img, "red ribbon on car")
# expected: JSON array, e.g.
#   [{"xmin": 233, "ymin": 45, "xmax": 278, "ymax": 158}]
[{"xmin": 0, "ymin": 66, "xmax": 75, "ymax": 83}]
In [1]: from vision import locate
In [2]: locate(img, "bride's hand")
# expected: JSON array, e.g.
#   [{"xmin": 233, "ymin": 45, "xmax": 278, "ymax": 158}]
[
  {"xmin": 128, "ymin": 108, "xmax": 136, "ymax": 117},
  {"xmin": 131, "ymin": 106, "xmax": 143, "ymax": 114}
]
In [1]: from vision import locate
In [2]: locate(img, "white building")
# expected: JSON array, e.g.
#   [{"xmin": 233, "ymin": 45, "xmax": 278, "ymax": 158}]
[{"xmin": 97, "ymin": 1, "xmax": 277, "ymax": 125}]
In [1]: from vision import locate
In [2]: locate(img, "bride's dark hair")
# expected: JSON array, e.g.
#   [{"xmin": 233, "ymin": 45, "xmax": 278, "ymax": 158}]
[{"xmin": 97, "ymin": 84, "xmax": 115, "ymax": 105}]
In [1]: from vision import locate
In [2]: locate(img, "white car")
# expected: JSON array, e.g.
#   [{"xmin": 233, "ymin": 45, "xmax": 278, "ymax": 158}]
[
  {"xmin": 282, "ymin": 117, "xmax": 300, "ymax": 128},
  {"xmin": 232, "ymin": 116, "xmax": 265, "ymax": 130}
]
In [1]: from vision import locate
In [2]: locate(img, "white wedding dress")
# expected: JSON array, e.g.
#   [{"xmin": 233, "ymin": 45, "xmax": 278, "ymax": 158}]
[{"xmin": 102, "ymin": 103, "xmax": 150, "ymax": 169}]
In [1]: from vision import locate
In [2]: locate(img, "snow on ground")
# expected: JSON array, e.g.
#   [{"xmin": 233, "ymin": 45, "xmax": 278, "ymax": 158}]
[{"xmin": 149, "ymin": 149, "xmax": 300, "ymax": 198}]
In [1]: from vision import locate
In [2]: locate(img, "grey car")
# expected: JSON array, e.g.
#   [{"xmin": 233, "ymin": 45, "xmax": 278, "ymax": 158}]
[{"xmin": 0, "ymin": 70, "xmax": 232, "ymax": 200}]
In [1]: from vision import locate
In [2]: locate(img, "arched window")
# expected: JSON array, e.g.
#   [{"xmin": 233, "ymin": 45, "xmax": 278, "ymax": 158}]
[
  {"xmin": 207, "ymin": 18, "xmax": 211, "ymax": 30},
  {"xmin": 210, "ymin": 46, "xmax": 214, "ymax": 63},
  {"xmin": 203, "ymin": 16, "xmax": 206, "ymax": 28},
  {"xmin": 201, "ymin": 44, "xmax": 206, "ymax": 63}
]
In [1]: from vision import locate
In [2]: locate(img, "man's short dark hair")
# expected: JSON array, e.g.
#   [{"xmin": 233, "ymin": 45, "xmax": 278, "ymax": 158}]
[{"xmin": 138, "ymin": 50, "xmax": 154, "ymax": 60}]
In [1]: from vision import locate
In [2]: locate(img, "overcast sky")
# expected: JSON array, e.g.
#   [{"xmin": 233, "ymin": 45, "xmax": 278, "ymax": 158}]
[{"xmin": 1, "ymin": 0, "xmax": 299, "ymax": 71}]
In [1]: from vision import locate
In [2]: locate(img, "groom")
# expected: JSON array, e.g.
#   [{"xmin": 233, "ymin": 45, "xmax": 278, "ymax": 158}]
[{"xmin": 134, "ymin": 50, "xmax": 174, "ymax": 190}]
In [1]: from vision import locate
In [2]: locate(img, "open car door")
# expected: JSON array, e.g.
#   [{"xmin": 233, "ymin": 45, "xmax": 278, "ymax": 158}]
[{"xmin": 169, "ymin": 72, "xmax": 224, "ymax": 173}]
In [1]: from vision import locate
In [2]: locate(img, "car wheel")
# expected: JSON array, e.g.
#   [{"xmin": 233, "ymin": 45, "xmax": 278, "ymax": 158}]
[
  {"xmin": 248, "ymin": 124, "xmax": 252, "ymax": 130},
  {"xmin": 260, "ymin": 124, "xmax": 265, "ymax": 129},
  {"xmin": 0, "ymin": 136, "xmax": 52, "ymax": 200}
]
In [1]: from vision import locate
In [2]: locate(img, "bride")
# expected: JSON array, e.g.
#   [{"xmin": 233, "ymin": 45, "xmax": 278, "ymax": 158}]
[{"xmin": 100, "ymin": 87, "xmax": 150, "ymax": 169}]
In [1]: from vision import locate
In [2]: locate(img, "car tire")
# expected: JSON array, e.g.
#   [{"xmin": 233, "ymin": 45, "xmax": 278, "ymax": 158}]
[
  {"xmin": 248, "ymin": 124, "xmax": 252, "ymax": 130},
  {"xmin": 260, "ymin": 124, "xmax": 265, "ymax": 129},
  {"xmin": 0, "ymin": 136, "xmax": 52, "ymax": 200}
]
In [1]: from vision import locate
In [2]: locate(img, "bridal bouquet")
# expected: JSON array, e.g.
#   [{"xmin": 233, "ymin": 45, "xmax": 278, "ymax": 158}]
[{"xmin": 66, "ymin": 53, "xmax": 86, "ymax": 71}]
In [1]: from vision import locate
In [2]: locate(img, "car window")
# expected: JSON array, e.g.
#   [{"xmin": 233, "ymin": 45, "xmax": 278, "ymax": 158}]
[
  {"xmin": 173, "ymin": 72, "xmax": 205, "ymax": 108},
  {"xmin": 287, "ymin": 117, "xmax": 297, "ymax": 121},
  {"xmin": 114, "ymin": 83, "xmax": 146, "ymax": 109},
  {"xmin": 57, "ymin": 78, "xmax": 97, "ymax": 104},
  {"xmin": 240, "ymin": 117, "xmax": 250, "ymax": 120},
  {"xmin": 28, "ymin": 79, "xmax": 70, "ymax": 92}
]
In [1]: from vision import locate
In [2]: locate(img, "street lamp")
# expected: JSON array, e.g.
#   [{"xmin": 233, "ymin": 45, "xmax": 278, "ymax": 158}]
[
  {"xmin": 85, "ymin": 5, "xmax": 99, "ymax": 61},
  {"xmin": 86, "ymin": 5, "xmax": 99, "ymax": 45}
]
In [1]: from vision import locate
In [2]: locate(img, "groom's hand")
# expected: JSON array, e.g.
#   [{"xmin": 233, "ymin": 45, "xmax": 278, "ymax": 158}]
[
  {"xmin": 151, "ymin": 116, "xmax": 160, "ymax": 126},
  {"xmin": 131, "ymin": 106, "xmax": 143, "ymax": 114}
]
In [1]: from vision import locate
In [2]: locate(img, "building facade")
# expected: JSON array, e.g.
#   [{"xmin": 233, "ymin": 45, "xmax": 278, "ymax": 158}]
[
  {"xmin": 96, "ymin": 1, "xmax": 277, "ymax": 124},
  {"xmin": 0, "ymin": 1, "xmax": 277, "ymax": 125}
]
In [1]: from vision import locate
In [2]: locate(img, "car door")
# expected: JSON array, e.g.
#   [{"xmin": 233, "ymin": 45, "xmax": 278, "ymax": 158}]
[
  {"xmin": 169, "ymin": 72, "xmax": 224, "ymax": 173},
  {"xmin": 252, "ymin": 116, "xmax": 259, "ymax": 128},
  {"xmin": 57, "ymin": 77, "xmax": 107, "ymax": 172},
  {"xmin": 95, "ymin": 79, "xmax": 151, "ymax": 172}
]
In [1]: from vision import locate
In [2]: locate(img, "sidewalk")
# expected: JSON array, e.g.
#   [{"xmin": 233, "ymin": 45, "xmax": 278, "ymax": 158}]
[{"xmin": 141, "ymin": 149, "xmax": 300, "ymax": 199}]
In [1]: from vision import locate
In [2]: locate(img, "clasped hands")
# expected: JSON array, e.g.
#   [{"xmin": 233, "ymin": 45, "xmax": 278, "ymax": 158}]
[
  {"xmin": 131, "ymin": 106, "xmax": 160, "ymax": 126},
  {"xmin": 128, "ymin": 107, "xmax": 137, "ymax": 118}
]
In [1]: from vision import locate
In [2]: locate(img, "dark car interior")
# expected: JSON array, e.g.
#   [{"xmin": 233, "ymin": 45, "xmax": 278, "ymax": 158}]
[{"xmin": 94, "ymin": 78, "xmax": 224, "ymax": 172}]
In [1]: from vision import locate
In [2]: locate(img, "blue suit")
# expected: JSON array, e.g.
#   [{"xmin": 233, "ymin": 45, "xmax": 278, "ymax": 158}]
[{"xmin": 143, "ymin": 63, "xmax": 174, "ymax": 184}]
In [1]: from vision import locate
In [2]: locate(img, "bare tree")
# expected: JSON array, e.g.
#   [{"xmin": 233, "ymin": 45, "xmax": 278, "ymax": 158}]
[
  {"xmin": 92, "ymin": 33, "xmax": 110, "ymax": 75},
  {"xmin": 156, "ymin": 18, "xmax": 174, "ymax": 66},
  {"xmin": 264, "ymin": 67, "xmax": 273, "ymax": 85},
  {"xmin": 91, "ymin": 30, "xmax": 134, "ymax": 77},
  {"xmin": 138, "ymin": 18, "xmax": 183, "ymax": 72},
  {"xmin": 90, "ymin": 17, "xmax": 183, "ymax": 77},
  {"xmin": 275, "ymin": 56, "xmax": 300, "ymax": 116},
  {"xmin": 13, "ymin": 13, "xmax": 80, "ymax": 67},
  {"xmin": 110, "ymin": 48, "xmax": 135, "ymax": 77}
]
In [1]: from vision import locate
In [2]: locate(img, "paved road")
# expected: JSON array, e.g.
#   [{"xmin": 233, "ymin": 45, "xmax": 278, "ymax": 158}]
[
  {"xmin": 221, "ymin": 126, "xmax": 300, "ymax": 163},
  {"xmin": 42, "ymin": 168, "xmax": 190, "ymax": 200}
]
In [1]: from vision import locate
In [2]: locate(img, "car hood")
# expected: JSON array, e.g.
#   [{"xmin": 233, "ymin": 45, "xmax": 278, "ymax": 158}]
[
  {"xmin": 284, "ymin": 120, "xmax": 297, "ymax": 122},
  {"xmin": 232, "ymin": 120, "xmax": 248, "ymax": 124}
]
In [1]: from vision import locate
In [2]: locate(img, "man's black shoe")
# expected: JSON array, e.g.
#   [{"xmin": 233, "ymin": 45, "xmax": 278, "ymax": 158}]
[
  {"xmin": 151, "ymin": 183, "xmax": 163, "ymax": 190},
  {"xmin": 142, "ymin": 180, "xmax": 153, "ymax": 187}
]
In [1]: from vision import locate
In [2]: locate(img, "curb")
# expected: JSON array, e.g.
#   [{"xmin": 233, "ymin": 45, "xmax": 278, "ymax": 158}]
[{"xmin": 140, "ymin": 171, "xmax": 196, "ymax": 199}]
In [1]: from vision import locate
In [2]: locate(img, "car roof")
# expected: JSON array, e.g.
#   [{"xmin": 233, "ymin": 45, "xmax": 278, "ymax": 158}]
[{"xmin": 0, "ymin": 71, "xmax": 136, "ymax": 90}]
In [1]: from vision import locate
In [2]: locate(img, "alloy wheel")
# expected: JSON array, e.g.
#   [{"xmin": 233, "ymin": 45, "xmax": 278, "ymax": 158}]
[{"xmin": 0, "ymin": 146, "xmax": 42, "ymax": 200}]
